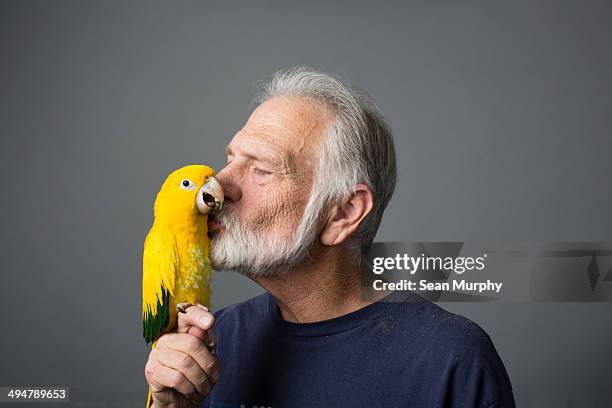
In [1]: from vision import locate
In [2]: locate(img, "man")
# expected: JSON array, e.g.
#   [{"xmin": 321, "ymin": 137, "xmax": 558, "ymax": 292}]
[{"xmin": 144, "ymin": 68, "xmax": 516, "ymax": 407}]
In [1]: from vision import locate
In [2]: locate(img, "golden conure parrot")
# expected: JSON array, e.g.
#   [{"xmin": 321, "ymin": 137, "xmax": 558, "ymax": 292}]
[{"xmin": 142, "ymin": 164, "xmax": 224, "ymax": 407}]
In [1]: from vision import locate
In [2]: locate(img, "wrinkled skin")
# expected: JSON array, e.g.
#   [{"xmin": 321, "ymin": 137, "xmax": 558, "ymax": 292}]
[{"xmin": 214, "ymin": 95, "xmax": 331, "ymax": 244}]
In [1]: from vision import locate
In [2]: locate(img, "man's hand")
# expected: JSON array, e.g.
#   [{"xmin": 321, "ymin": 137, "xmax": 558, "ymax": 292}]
[{"xmin": 145, "ymin": 305, "xmax": 219, "ymax": 408}]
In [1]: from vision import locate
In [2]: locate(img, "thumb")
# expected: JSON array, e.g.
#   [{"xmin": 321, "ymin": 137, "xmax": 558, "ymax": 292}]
[{"xmin": 176, "ymin": 303, "xmax": 214, "ymax": 343}]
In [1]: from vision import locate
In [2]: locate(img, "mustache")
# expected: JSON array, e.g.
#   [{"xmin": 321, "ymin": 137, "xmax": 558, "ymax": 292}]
[{"xmin": 212, "ymin": 207, "xmax": 242, "ymax": 231}]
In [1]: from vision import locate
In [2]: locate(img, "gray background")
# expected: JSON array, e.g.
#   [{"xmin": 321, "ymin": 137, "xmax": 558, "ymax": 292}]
[{"xmin": 1, "ymin": 0, "xmax": 611, "ymax": 406}]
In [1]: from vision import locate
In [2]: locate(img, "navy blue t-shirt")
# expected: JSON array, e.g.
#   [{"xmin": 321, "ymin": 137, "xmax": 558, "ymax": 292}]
[{"xmin": 202, "ymin": 291, "xmax": 515, "ymax": 408}]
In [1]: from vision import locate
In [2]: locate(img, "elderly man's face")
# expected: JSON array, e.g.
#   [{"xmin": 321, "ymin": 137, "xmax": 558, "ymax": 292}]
[{"xmin": 209, "ymin": 96, "xmax": 331, "ymax": 275}]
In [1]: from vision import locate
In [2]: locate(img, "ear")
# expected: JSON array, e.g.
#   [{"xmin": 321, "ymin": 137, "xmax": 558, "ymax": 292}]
[{"xmin": 320, "ymin": 184, "xmax": 374, "ymax": 246}]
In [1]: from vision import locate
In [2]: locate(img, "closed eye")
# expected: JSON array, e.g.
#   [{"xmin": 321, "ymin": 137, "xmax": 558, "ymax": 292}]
[{"xmin": 253, "ymin": 168, "xmax": 272, "ymax": 176}]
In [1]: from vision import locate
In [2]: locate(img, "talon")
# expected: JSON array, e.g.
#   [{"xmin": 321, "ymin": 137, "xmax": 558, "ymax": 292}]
[{"xmin": 176, "ymin": 302, "xmax": 193, "ymax": 314}]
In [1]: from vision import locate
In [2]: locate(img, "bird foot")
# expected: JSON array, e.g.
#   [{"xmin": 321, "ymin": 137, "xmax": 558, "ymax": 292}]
[{"xmin": 176, "ymin": 302, "xmax": 194, "ymax": 314}]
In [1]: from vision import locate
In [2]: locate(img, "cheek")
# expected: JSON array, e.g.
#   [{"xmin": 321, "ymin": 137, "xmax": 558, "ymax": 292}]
[{"xmin": 241, "ymin": 182, "xmax": 309, "ymax": 233}]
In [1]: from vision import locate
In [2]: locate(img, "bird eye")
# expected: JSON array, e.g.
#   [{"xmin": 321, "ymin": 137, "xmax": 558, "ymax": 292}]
[
  {"xmin": 180, "ymin": 179, "xmax": 195, "ymax": 190},
  {"xmin": 205, "ymin": 175, "xmax": 211, "ymax": 182}
]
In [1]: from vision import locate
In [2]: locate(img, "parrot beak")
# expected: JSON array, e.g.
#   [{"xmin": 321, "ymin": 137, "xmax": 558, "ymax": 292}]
[{"xmin": 197, "ymin": 176, "xmax": 224, "ymax": 214}]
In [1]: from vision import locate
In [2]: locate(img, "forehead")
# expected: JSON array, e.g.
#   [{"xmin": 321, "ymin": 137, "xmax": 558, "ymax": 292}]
[{"xmin": 227, "ymin": 96, "xmax": 331, "ymax": 160}]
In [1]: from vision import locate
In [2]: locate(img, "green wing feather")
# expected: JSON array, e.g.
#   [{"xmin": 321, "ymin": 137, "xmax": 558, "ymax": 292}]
[{"xmin": 142, "ymin": 225, "xmax": 177, "ymax": 344}]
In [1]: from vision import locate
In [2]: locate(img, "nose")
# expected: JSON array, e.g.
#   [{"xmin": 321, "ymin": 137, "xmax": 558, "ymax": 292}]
[{"xmin": 215, "ymin": 165, "xmax": 242, "ymax": 204}]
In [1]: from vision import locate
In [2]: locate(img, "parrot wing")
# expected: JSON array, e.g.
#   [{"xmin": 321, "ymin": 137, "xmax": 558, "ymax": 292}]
[{"xmin": 142, "ymin": 225, "xmax": 178, "ymax": 344}]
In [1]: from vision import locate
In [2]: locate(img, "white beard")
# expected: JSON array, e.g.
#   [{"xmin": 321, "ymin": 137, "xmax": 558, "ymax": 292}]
[{"xmin": 209, "ymin": 195, "xmax": 326, "ymax": 277}]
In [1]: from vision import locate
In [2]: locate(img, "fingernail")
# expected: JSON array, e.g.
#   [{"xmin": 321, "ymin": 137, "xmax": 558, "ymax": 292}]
[
  {"xmin": 197, "ymin": 304, "xmax": 209, "ymax": 311},
  {"xmin": 199, "ymin": 315, "xmax": 212, "ymax": 327}
]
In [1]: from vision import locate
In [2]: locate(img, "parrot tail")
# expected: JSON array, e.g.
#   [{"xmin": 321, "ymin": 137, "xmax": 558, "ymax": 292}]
[{"xmin": 146, "ymin": 341, "xmax": 157, "ymax": 408}]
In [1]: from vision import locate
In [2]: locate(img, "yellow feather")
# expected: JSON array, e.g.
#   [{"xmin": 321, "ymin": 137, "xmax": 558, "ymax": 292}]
[{"xmin": 142, "ymin": 225, "xmax": 177, "ymax": 318}]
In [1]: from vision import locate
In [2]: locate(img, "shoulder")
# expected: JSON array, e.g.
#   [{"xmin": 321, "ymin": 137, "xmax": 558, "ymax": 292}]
[
  {"xmin": 432, "ymin": 306, "xmax": 495, "ymax": 353},
  {"xmin": 390, "ymin": 298, "xmax": 496, "ymax": 353},
  {"xmin": 389, "ymin": 300, "xmax": 515, "ymax": 407}
]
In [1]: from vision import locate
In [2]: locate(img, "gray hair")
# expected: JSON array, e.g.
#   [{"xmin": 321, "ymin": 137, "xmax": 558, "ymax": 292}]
[{"xmin": 256, "ymin": 67, "xmax": 397, "ymax": 250}]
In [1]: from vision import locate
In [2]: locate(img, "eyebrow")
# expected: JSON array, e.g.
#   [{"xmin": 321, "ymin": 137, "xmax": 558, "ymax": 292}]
[
  {"xmin": 225, "ymin": 144, "xmax": 297, "ymax": 173},
  {"xmin": 225, "ymin": 145, "xmax": 278, "ymax": 166}
]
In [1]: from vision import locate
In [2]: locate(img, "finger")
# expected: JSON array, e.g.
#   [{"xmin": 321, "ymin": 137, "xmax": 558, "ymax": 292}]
[
  {"xmin": 157, "ymin": 331, "xmax": 210, "ymax": 350},
  {"xmin": 151, "ymin": 387, "xmax": 198, "ymax": 408},
  {"xmin": 165, "ymin": 333, "xmax": 220, "ymax": 385},
  {"xmin": 149, "ymin": 388, "xmax": 182, "ymax": 408},
  {"xmin": 187, "ymin": 325, "xmax": 210, "ymax": 343},
  {"xmin": 160, "ymin": 328, "xmax": 213, "ymax": 354},
  {"xmin": 145, "ymin": 359, "xmax": 201, "ymax": 404},
  {"xmin": 156, "ymin": 348, "xmax": 212, "ymax": 396},
  {"xmin": 156, "ymin": 391, "xmax": 199, "ymax": 408},
  {"xmin": 160, "ymin": 329, "xmax": 216, "ymax": 366},
  {"xmin": 177, "ymin": 304, "xmax": 215, "ymax": 333}
]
